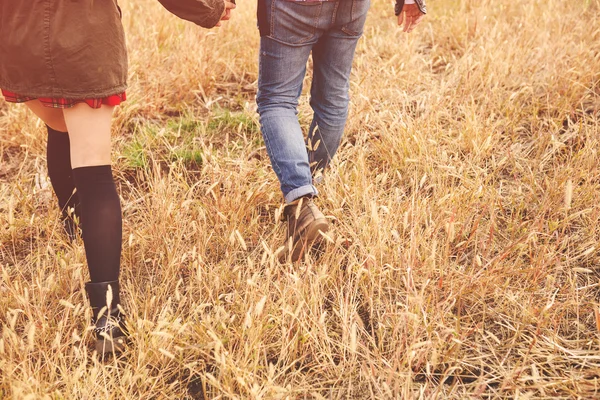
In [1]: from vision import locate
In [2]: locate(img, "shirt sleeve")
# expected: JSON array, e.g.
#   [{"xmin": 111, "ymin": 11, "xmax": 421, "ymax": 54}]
[
  {"xmin": 395, "ymin": 0, "xmax": 426, "ymax": 16},
  {"xmin": 156, "ymin": 0, "xmax": 225, "ymax": 28}
]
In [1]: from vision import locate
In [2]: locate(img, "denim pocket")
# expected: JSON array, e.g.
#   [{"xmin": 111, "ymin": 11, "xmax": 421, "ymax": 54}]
[
  {"xmin": 270, "ymin": 0, "xmax": 324, "ymax": 45},
  {"xmin": 339, "ymin": 0, "xmax": 370, "ymax": 37}
]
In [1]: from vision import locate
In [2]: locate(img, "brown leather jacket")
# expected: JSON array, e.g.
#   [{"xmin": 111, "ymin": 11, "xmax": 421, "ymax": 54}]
[{"xmin": 0, "ymin": 0, "xmax": 224, "ymax": 99}]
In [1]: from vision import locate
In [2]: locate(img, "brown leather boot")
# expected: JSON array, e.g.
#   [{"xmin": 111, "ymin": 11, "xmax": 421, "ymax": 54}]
[{"xmin": 279, "ymin": 197, "xmax": 329, "ymax": 263}]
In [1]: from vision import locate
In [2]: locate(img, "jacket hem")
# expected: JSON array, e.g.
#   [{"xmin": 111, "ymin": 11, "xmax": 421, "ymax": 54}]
[{"xmin": 0, "ymin": 81, "xmax": 128, "ymax": 100}]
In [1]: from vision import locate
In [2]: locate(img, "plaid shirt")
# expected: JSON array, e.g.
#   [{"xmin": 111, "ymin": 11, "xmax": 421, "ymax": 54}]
[{"xmin": 1, "ymin": 89, "xmax": 126, "ymax": 109}]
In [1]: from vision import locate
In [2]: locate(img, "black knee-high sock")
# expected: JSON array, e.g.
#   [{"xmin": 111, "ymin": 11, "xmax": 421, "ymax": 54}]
[
  {"xmin": 46, "ymin": 126, "xmax": 81, "ymax": 222},
  {"xmin": 72, "ymin": 166, "xmax": 122, "ymax": 283}
]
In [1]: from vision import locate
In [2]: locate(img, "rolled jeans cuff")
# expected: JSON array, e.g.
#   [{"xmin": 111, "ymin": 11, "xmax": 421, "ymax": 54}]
[{"xmin": 285, "ymin": 185, "xmax": 318, "ymax": 204}]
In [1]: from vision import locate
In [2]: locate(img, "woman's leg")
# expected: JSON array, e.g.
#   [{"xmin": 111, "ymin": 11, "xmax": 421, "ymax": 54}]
[
  {"xmin": 25, "ymin": 101, "xmax": 80, "ymax": 239},
  {"xmin": 62, "ymin": 103, "xmax": 120, "ymax": 282},
  {"xmin": 62, "ymin": 103, "xmax": 125, "ymax": 354},
  {"xmin": 25, "ymin": 99, "xmax": 68, "ymax": 132}
]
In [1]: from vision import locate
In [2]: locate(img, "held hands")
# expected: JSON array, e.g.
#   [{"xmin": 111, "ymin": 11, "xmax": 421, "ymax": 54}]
[
  {"xmin": 398, "ymin": 3, "xmax": 424, "ymax": 33},
  {"xmin": 215, "ymin": 0, "xmax": 236, "ymax": 27}
]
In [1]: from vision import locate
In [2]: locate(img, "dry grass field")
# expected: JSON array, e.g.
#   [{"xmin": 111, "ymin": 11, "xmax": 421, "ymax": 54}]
[{"xmin": 1, "ymin": 0, "xmax": 600, "ymax": 398}]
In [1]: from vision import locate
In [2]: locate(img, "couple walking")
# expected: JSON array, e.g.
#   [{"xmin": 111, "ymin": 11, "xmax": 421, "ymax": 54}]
[{"xmin": 0, "ymin": 0, "xmax": 425, "ymax": 355}]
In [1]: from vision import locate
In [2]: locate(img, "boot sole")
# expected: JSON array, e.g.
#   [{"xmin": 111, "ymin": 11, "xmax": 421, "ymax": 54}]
[
  {"xmin": 285, "ymin": 218, "xmax": 330, "ymax": 263},
  {"xmin": 95, "ymin": 335, "xmax": 127, "ymax": 355}
]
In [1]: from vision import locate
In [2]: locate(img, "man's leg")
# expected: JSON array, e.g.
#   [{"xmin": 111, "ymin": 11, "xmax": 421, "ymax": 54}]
[
  {"xmin": 257, "ymin": 35, "xmax": 316, "ymax": 203},
  {"xmin": 257, "ymin": 0, "xmax": 335, "ymax": 262},
  {"xmin": 256, "ymin": 0, "xmax": 335, "ymax": 203},
  {"xmin": 258, "ymin": 36, "xmax": 331, "ymax": 262},
  {"xmin": 308, "ymin": 0, "xmax": 370, "ymax": 180}
]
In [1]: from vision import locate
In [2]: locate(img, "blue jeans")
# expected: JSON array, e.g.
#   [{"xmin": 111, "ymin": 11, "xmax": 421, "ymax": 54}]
[{"xmin": 256, "ymin": 0, "xmax": 370, "ymax": 203}]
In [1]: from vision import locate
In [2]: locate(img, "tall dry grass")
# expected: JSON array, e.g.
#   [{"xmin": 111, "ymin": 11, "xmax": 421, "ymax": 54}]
[{"xmin": 1, "ymin": 0, "xmax": 600, "ymax": 398}]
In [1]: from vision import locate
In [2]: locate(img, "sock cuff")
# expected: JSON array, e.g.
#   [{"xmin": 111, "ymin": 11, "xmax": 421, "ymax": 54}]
[{"xmin": 72, "ymin": 165, "xmax": 114, "ymax": 184}]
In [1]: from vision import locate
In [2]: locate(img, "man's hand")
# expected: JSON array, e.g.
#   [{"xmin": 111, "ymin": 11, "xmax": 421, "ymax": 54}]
[
  {"xmin": 398, "ymin": 3, "xmax": 424, "ymax": 33},
  {"xmin": 215, "ymin": 1, "xmax": 236, "ymax": 27}
]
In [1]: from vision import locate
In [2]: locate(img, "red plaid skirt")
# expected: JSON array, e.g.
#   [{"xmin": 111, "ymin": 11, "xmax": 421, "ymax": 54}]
[{"xmin": 1, "ymin": 89, "xmax": 126, "ymax": 109}]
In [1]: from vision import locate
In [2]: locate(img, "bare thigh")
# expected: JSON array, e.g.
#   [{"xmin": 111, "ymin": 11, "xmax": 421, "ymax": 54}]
[
  {"xmin": 25, "ymin": 100, "xmax": 68, "ymax": 132},
  {"xmin": 62, "ymin": 104, "xmax": 114, "ymax": 169}
]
